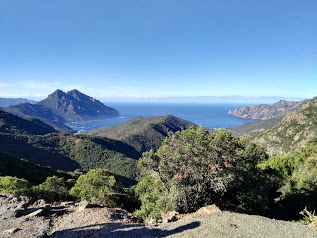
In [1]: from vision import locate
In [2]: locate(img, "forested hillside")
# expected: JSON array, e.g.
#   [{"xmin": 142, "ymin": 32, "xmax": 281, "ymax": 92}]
[{"xmin": 88, "ymin": 115, "xmax": 194, "ymax": 153}]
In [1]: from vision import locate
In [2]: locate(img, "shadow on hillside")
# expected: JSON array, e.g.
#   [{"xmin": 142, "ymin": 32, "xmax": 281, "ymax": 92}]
[
  {"xmin": 0, "ymin": 134, "xmax": 80, "ymax": 171},
  {"xmin": 91, "ymin": 137, "xmax": 141, "ymax": 159},
  {"xmin": 48, "ymin": 221, "xmax": 200, "ymax": 238}
]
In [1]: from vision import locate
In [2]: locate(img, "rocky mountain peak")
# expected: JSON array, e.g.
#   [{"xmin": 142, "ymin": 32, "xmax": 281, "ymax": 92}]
[
  {"xmin": 38, "ymin": 89, "xmax": 119, "ymax": 121},
  {"xmin": 67, "ymin": 89, "xmax": 95, "ymax": 102},
  {"xmin": 48, "ymin": 89, "xmax": 67, "ymax": 98},
  {"xmin": 4, "ymin": 89, "xmax": 120, "ymax": 123}
]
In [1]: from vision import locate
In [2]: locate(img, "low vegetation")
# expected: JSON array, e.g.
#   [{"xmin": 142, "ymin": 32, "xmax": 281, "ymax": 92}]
[
  {"xmin": 134, "ymin": 126, "xmax": 277, "ymax": 219},
  {"xmin": 259, "ymin": 139, "xmax": 317, "ymax": 219},
  {"xmin": 0, "ymin": 132, "xmax": 139, "ymax": 180},
  {"xmin": 69, "ymin": 168, "xmax": 123, "ymax": 207},
  {"xmin": 88, "ymin": 115, "xmax": 194, "ymax": 153},
  {"xmin": 1, "ymin": 101, "xmax": 317, "ymax": 224},
  {"xmin": 0, "ymin": 176, "xmax": 31, "ymax": 195}
]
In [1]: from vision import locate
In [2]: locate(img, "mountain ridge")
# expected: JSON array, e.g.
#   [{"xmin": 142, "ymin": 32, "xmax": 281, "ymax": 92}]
[
  {"xmin": 87, "ymin": 115, "xmax": 195, "ymax": 153},
  {"xmin": 228, "ymin": 99, "xmax": 308, "ymax": 120},
  {"xmin": 2, "ymin": 89, "xmax": 120, "ymax": 131},
  {"xmin": 249, "ymin": 97, "xmax": 317, "ymax": 155}
]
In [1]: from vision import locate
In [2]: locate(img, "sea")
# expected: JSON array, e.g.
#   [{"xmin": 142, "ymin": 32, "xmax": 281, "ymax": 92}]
[{"xmin": 65, "ymin": 102, "xmax": 257, "ymax": 133}]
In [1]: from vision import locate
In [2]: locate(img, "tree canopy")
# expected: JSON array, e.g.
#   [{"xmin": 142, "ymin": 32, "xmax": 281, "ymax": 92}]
[{"xmin": 135, "ymin": 126, "xmax": 273, "ymax": 219}]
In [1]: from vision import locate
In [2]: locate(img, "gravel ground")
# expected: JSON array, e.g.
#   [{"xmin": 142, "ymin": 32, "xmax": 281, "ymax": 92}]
[
  {"xmin": 156, "ymin": 211, "xmax": 317, "ymax": 238},
  {"xmin": 1, "ymin": 194, "xmax": 317, "ymax": 238}
]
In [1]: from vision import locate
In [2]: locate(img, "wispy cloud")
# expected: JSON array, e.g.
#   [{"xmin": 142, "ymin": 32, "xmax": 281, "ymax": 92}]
[
  {"xmin": 0, "ymin": 92, "xmax": 47, "ymax": 98},
  {"xmin": 110, "ymin": 86, "xmax": 134, "ymax": 94},
  {"xmin": 0, "ymin": 82, "xmax": 13, "ymax": 88},
  {"xmin": 15, "ymin": 80, "xmax": 86, "ymax": 92},
  {"xmin": 0, "ymin": 80, "xmax": 90, "ymax": 99},
  {"xmin": 16, "ymin": 81, "xmax": 60, "ymax": 90}
]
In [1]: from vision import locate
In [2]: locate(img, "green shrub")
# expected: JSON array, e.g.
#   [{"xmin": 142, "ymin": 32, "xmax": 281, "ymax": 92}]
[
  {"xmin": 32, "ymin": 176, "xmax": 70, "ymax": 201},
  {"xmin": 135, "ymin": 126, "xmax": 273, "ymax": 219},
  {"xmin": 69, "ymin": 168, "xmax": 123, "ymax": 207},
  {"xmin": 0, "ymin": 176, "xmax": 31, "ymax": 195},
  {"xmin": 260, "ymin": 139, "xmax": 317, "ymax": 220},
  {"xmin": 134, "ymin": 173, "xmax": 166, "ymax": 219}
]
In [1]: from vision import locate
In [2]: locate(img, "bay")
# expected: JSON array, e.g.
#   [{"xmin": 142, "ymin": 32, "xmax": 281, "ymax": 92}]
[{"xmin": 65, "ymin": 102, "xmax": 257, "ymax": 132}]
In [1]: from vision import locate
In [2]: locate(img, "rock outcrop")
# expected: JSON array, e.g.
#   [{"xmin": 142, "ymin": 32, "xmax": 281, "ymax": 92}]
[
  {"xmin": 250, "ymin": 97, "xmax": 317, "ymax": 155},
  {"xmin": 228, "ymin": 100, "xmax": 308, "ymax": 120}
]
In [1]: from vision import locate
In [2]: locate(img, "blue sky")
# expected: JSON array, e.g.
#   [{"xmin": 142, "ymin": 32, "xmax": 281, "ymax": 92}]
[{"xmin": 0, "ymin": 0, "xmax": 316, "ymax": 101}]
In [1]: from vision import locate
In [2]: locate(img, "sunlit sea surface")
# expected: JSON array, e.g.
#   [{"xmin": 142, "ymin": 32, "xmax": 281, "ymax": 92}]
[{"xmin": 65, "ymin": 102, "xmax": 257, "ymax": 133}]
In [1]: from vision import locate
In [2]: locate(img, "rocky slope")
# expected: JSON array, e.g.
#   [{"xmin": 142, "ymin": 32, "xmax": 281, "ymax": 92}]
[
  {"xmin": 229, "ymin": 100, "xmax": 307, "ymax": 120},
  {"xmin": 87, "ymin": 115, "xmax": 194, "ymax": 153},
  {"xmin": 1, "ymin": 194, "xmax": 316, "ymax": 238},
  {"xmin": 3, "ymin": 89, "xmax": 119, "ymax": 124},
  {"xmin": 250, "ymin": 97, "xmax": 317, "ymax": 155}
]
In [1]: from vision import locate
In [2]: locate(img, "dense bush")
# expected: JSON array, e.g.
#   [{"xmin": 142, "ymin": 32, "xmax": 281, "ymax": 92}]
[
  {"xmin": 135, "ymin": 126, "xmax": 275, "ymax": 219},
  {"xmin": 260, "ymin": 139, "xmax": 317, "ymax": 219},
  {"xmin": 0, "ymin": 176, "xmax": 31, "ymax": 195},
  {"xmin": 69, "ymin": 168, "xmax": 124, "ymax": 207},
  {"xmin": 33, "ymin": 176, "xmax": 70, "ymax": 202}
]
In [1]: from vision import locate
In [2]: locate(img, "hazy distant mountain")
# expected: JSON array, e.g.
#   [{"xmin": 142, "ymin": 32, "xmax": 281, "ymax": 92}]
[
  {"xmin": 249, "ymin": 98, "xmax": 317, "ymax": 156},
  {"xmin": 3, "ymin": 89, "xmax": 120, "ymax": 125},
  {"xmin": 228, "ymin": 99, "xmax": 308, "ymax": 120},
  {"xmin": 88, "ymin": 115, "xmax": 194, "ymax": 153},
  {"xmin": 0, "ymin": 97, "xmax": 36, "ymax": 107},
  {"xmin": 101, "ymin": 96, "xmax": 307, "ymax": 104}
]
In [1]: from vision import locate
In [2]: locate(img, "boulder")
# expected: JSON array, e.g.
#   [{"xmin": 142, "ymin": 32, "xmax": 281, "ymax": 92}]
[
  {"xmin": 195, "ymin": 204, "xmax": 221, "ymax": 215},
  {"xmin": 161, "ymin": 211, "xmax": 178, "ymax": 223},
  {"xmin": 3, "ymin": 228, "xmax": 20, "ymax": 235},
  {"xmin": 76, "ymin": 201, "xmax": 93, "ymax": 212}
]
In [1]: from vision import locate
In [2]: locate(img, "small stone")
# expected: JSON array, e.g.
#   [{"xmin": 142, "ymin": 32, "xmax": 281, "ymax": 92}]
[
  {"xmin": 60, "ymin": 201, "xmax": 75, "ymax": 206},
  {"xmin": 195, "ymin": 204, "xmax": 221, "ymax": 215},
  {"xmin": 31, "ymin": 199, "xmax": 46, "ymax": 208},
  {"xmin": 3, "ymin": 228, "xmax": 20, "ymax": 235},
  {"xmin": 76, "ymin": 201, "xmax": 93, "ymax": 211},
  {"xmin": 26, "ymin": 208, "xmax": 45, "ymax": 218},
  {"xmin": 161, "ymin": 211, "xmax": 178, "ymax": 223},
  {"xmin": 147, "ymin": 218, "xmax": 158, "ymax": 226}
]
